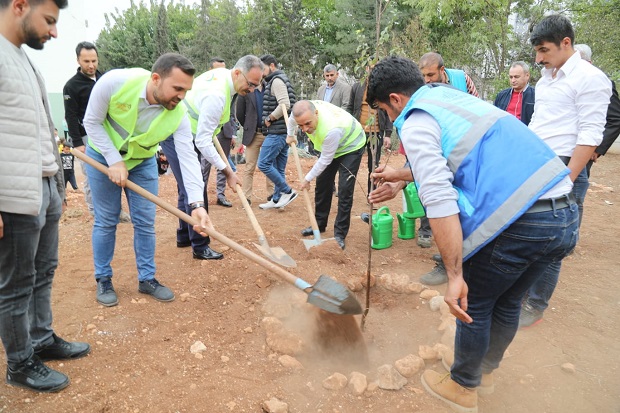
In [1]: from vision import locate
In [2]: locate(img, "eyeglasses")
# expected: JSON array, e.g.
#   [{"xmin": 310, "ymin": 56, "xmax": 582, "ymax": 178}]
[{"xmin": 240, "ymin": 71, "xmax": 260, "ymax": 89}]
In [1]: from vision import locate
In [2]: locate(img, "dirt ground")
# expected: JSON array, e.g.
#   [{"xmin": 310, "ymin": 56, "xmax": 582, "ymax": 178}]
[{"xmin": 1, "ymin": 150, "xmax": 619, "ymax": 413}]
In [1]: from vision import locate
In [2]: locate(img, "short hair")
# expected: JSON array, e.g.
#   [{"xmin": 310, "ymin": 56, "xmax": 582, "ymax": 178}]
[
  {"xmin": 530, "ymin": 14, "xmax": 574, "ymax": 47},
  {"xmin": 367, "ymin": 57, "xmax": 425, "ymax": 108},
  {"xmin": 0, "ymin": 0, "xmax": 67, "ymax": 8},
  {"xmin": 235, "ymin": 55, "xmax": 264, "ymax": 72},
  {"xmin": 419, "ymin": 52, "xmax": 444, "ymax": 69},
  {"xmin": 209, "ymin": 57, "xmax": 225, "ymax": 68},
  {"xmin": 323, "ymin": 64, "xmax": 337, "ymax": 73},
  {"xmin": 63, "ymin": 142, "xmax": 73, "ymax": 148},
  {"xmin": 510, "ymin": 61, "xmax": 530, "ymax": 73},
  {"xmin": 151, "ymin": 53, "xmax": 196, "ymax": 78},
  {"xmin": 574, "ymin": 44, "xmax": 592, "ymax": 62},
  {"xmin": 292, "ymin": 100, "xmax": 315, "ymax": 117},
  {"xmin": 259, "ymin": 54, "xmax": 278, "ymax": 67},
  {"xmin": 75, "ymin": 41, "xmax": 97, "ymax": 58}
]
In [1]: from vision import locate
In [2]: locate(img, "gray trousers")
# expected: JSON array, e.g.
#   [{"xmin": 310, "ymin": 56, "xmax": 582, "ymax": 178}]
[{"xmin": 0, "ymin": 177, "xmax": 61, "ymax": 366}]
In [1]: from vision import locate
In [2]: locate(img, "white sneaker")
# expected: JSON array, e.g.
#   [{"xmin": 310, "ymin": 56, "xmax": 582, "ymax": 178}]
[
  {"xmin": 259, "ymin": 200, "xmax": 278, "ymax": 209},
  {"xmin": 275, "ymin": 190, "xmax": 298, "ymax": 208}
]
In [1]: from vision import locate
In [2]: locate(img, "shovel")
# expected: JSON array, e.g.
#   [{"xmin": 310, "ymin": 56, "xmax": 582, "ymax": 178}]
[
  {"xmin": 211, "ymin": 137, "xmax": 296, "ymax": 268},
  {"xmin": 72, "ymin": 149, "xmax": 360, "ymax": 315},
  {"xmin": 282, "ymin": 104, "xmax": 335, "ymax": 251}
]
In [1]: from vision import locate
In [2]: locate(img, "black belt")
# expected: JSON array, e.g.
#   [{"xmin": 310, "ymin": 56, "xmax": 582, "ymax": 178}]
[{"xmin": 526, "ymin": 193, "xmax": 575, "ymax": 214}]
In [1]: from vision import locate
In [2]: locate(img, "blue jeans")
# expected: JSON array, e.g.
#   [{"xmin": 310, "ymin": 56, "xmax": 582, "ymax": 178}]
[
  {"xmin": 86, "ymin": 147, "xmax": 158, "ymax": 282},
  {"xmin": 451, "ymin": 200, "xmax": 579, "ymax": 388},
  {"xmin": 159, "ymin": 136, "xmax": 210, "ymax": 252},
  {"xmin": 526, "ymin": 168, "xmax": 587, "ymax": 312},
  {"xmin": 0, "ymin": 177, "xmax": 62, "ymax": 365},
  {"xmin": 257, "ymin": 134, "xmax": 290, "ymax": 202}
]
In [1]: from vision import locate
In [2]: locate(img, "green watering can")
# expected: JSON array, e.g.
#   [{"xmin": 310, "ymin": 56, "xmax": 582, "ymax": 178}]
[{"xmin": 371, "ymin": 206, "xmax": 393, "ymax": 249}]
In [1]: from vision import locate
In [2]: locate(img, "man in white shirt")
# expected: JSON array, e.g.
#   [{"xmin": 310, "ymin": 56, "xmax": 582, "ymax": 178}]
[
  {"xmin": 83, "ymin": 53, "xmax": 212, "ymax": 307},
  {"xmin": 520, "ymin": 14, "xmax": 612, "ymax": 328}
]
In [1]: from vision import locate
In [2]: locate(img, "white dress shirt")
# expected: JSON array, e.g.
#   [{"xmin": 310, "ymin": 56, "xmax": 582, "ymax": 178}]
[
  {"xmin": 529, "ymin": 51, "xmax": 612, "ymax": 157},
  {"xmin": 84, "ymin": 69, "xmax": 204, "ymax": 203}
]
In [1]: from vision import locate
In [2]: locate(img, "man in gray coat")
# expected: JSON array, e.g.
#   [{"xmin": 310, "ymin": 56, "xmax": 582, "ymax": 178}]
[
  {"xmin": 316, "ymin": 64, "xmax": 351, "ymax": 110},
  {"xmin": 0, "ymin": 0, "xmax": 90, "ymax": 393}
]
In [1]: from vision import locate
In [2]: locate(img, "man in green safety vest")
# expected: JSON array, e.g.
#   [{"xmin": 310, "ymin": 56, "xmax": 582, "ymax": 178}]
[
  {"xmin": 288, "ymin": 100, "xmax": 366, "ymax": 250},
  {"xmin": 83, "ymin": 53, "xmax": 212, "ymax": 307}
]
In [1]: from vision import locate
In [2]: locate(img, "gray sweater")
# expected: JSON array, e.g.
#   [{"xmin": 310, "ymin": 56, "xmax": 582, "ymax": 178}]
[{"xmin": 0, "ymin": 34, "xmax": 64, "ymax": 216}]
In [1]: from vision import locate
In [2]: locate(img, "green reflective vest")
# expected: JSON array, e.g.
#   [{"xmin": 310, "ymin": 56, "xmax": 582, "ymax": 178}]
[
  {"xmin": 89, "ymin": 68, "xmax": 187, "ymax": 170},
  {"xmin": 306, "ymin": 100, "xmax": 365, "ymax": 158},
  {"xmin": 184, "ymin": 68, "xmax": 232, "ymax": 138}
]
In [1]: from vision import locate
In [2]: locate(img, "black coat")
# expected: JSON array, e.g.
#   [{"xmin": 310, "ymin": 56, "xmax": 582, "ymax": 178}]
[
  {"xmin": 236, "ymin": 89, "xmax": 261, "ymax": 146},
  {"xmin": 62, "ymin": 68, "xmax": 103, "ymax": 147},
  {"xmin": 347, "ymin": 81, "xmax": 392, "ymax": 137},
  {"xmin": 596, "ymin": 80, "xmax": 620, "ymax": 156}
]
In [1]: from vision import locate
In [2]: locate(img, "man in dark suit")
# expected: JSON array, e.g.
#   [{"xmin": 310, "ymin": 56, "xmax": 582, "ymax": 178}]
[{"xmin": 493, "ymin": 61, "xmax": 535, "ymax": 125}]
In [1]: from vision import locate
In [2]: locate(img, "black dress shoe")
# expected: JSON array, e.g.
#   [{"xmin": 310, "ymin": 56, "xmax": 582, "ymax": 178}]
[
  {"xmin": 217, "ymin": 197, "xmax": 232, "ymax": 207},
  {"xmin": 6, "ymin": 355, "xmax": 69, "ymax": 393},
  {"xmin": 335, "ymin": 236, "xmax": 346, "ymax": 250},
  {"xmin": 34, "ymin": 334, "xmax": 91, "ymax": 361},
  {"xmin": 360, "ymin": 212, "xmax": 370, "ymax": 224},
  {"xmin": 301, "ymin": 226, "xmax": 325, "ymax": 237},
  {"xmin": 177, "ymin": 240, "xmax": 191, "ymax": 248},
  {"xmin": 193, "ymin": 247, "xmax": 224, "ymax": 260}
]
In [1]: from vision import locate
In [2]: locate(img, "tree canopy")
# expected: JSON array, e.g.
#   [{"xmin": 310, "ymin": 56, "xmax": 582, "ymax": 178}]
[{"xmin": 95, "ymin": 0, "xmax": 620, "ymax": 100}]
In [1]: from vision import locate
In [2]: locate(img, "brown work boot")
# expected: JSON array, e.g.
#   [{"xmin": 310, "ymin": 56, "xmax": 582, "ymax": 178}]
[
  {"xmin": 442, "ymin": 352, "xmax": 494, "ymax": 396},
  {"xmin": 421, "ymin": 370, "xmax": 478, "ymax": 413}
]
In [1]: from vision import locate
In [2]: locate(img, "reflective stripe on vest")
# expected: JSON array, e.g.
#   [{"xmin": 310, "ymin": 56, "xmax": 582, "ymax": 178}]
[
  {"xmin": 307, "ymin": 100, "xmax": 365, "ymax": 157},
  {"xmin": 184, "ymin": 68, "xmax": 232, "ymax": 138},
  {"xmin": 394, "ymin": 85, "xmax": 569, "ymax": 260},
  {"xmin": 89, "ymin": 68, "xmax": 187, "ymax": 170}
]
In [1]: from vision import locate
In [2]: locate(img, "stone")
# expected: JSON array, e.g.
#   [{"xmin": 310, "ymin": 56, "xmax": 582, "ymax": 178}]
[
  {"xmin": 322, "ymin": 372, "xmax": 348, "ymax": 390},
  {"xmin": 394, "ymin": 354, "xmax": 425, "ymax": 378},
  {"xmin": 255, "ymin": 275, "xmax": 271, "ymax": 289},
  {"xmin": 361, "ymin": 274, "xmax": 376, "ymax": 287},
  {"xmin": 377, "ymin": 273, "xmax": 413, "ymax": 294},
  {"xmin": 561, "ymin": 363, "xmax": 576, "ymax": 373},
  {"xmin": 221, "ymin": 355, "xmax": 230, "ymax": 363},
  {"xmin": 441, "ymin": 324, "xmax": 457, "ymax": 347},
  {"xmin": 190, "ymin": 341, "xmax": 207, "ymax": 354},
  {"xmin": 347, "ymin": 279, "xmax": 363, "ymax": 292},
  {"xmin": 278, "ymin": 355, "xmax": 304, "ymax": 370},
  {"xmin": 418, "ymin": 345, "xmax": 439, "ymax": 360},
  {"xmin": 376, "ymin": 364, "xmax": 407, "ymax": 390},
  {"xmin": 180, "ymin": 293, "xmax": 191, "ymax": 302},
  {"xmin": 438, "ymin": 315, "xmax": 456, "ymax": 331},
  {"xmin": 407, "ymin": 282, "xmax": 425, "ymax": 294},
  {"xmin": 261, "ymin": 317, "xmax": 284, "ymax": 335},
  {"xmin": 420, "ymin": 289, "xmax": 440, "ymax": 300},
  {"xmin": 348, "ymin": 372, "xmax": 367, "ymax": 395},
  {"xmin": 432, "ymin": 343, "xmax": 451, "ymax": 360},
  {"xmin": 261, "ymin": 397, "xmax": 288, "ymax": 413},
  {"xmin": 429, "ymin": 295, "xmax": 444, "ymax": 312},
  {"xmin": 265, "ymin": 330, "xmax": 303, "ymax": 355}
]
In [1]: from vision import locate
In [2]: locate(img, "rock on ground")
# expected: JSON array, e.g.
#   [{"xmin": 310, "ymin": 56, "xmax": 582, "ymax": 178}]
[
  {"xmin": 262, "ymin": 397, "xmax": 288, "ymax": 413},
  {"xmin": 376, "ymin": 364, "xmax": 407, "ymax": 390},
  {"xmin": 394, "ymin": 354, "xmax": 425, "ymax": 378},
  {"xmin": 322, "ymin": 372, "xmax": 348, "ymax": 390},
  {"xmin": 348, "ymin": 371, "xmax": 368, "ymax": 395}
]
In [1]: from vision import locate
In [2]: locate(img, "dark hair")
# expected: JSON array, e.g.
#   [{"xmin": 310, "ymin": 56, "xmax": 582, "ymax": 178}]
[
  {"xmin": 151, "ymin": 53, "xmax": 196, "ymax": 78},
  {"xmin": 530, "ymin": 14, "xmax": 574, "ymax": 47},
  {"xmin": 0, "ymin": 0, "xmax": 67, "ymax": 8},
  {"xmin": 259, "ymin": 54, "xmax": 278, "ymax": 67},
  {"xmin": 63, "ymin": 142, "xmax": 73, "ymax": 148},
  {"xmin": 367, "ymin": 56, "xmax": 425, "ymax": 108},
  {"xmin": 209, "ymin": 57, "xmax": 225, "ymax": 68},
  {"xmin": 75, "ymin": 41, "xmax": 97, "ymax": 58}
]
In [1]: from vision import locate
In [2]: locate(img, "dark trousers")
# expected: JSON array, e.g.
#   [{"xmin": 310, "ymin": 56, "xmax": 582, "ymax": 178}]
[
  {"xmin": 202, "ymin": 135, "xmax": 232, "ymax": 200},
  {"xmin": 366, "ymin": 133, "xmax": 384, "ymax": 194},
  {"xmin": 314, "ymin": 147, "xmax": 364, "ymax": 239},
  {"xmin": 160, "ymin": 136, "xmax": 210, "ymax": 252},
  {"xmin": 63, "ymin": 169, "xmax": 78, "ymax": 190}
]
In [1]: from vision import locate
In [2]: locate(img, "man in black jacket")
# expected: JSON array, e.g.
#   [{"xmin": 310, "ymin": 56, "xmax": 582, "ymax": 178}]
[
  {"xmin": 493, "ymin": 61, "xmax": 535, "ymax": 125},
  {"xmin": 63, "ymin": 41, "xmax": 130, "ymax": 221}
]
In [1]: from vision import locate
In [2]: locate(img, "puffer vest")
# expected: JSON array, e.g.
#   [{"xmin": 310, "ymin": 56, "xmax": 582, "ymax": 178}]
[{"xmin": 262, "ymin": 70, "xmax": 296, "ymax": 135}]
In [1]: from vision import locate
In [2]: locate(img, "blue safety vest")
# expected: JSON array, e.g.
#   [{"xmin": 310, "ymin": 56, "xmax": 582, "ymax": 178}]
[{"xmin": 394, "ymin": 85, "xmax": 569, "ymax": 259}]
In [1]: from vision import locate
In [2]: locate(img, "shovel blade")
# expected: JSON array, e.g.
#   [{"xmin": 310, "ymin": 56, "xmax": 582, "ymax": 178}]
[
  {"xmin": 302, "ymin": 236, "xmax": 335, "ymax": 251},
  {"xmin": 307, "ymin": 275, "xmax": 362, "ymax": 315},
  {"xmin": 253, "ymin": 242, "xmax": 297, "ymax": 268}
]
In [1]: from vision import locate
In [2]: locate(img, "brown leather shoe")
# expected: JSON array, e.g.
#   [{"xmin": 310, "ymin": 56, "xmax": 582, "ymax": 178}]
[{"xmin": 421, "ymin": 369, "xmax": 478, "ymax": 413}]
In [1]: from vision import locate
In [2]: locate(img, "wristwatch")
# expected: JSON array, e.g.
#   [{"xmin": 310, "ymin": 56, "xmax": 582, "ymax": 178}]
[{"xmin": 189, "ymin": 201, "xmax": 205, "ymax": 210}]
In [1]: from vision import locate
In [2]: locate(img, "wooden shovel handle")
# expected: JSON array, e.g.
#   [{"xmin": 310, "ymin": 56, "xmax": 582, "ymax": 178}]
[
  {"xmin": 211, "ymin": 137, "xmax": 266, "ymax": 240},
  {"xmin": 282, "ymin": 104, "xmax": 321, "ymax": 233},
  {"xmin": 72, "ymin": 149, "xmax": 299, "ymax": 286}
]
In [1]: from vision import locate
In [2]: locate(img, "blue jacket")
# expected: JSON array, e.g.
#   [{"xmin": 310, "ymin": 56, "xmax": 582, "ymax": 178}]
[
  {"xmin": 493, "ymin": 85, "xmax": 535, "ymax": 125},
  {"xmin": 394, "ymin": 85, "xmax": 569, "ymax": 260}
]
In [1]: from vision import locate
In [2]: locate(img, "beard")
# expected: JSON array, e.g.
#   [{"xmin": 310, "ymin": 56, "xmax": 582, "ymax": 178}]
[
  {"xmin": 22, "ymin": 19, "xmax": 49, "ymax": 50},
  {"xmin": 153, "ymin": 88, "xmax": 180, "ymax": 110}
]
